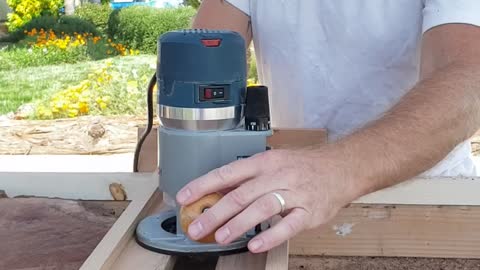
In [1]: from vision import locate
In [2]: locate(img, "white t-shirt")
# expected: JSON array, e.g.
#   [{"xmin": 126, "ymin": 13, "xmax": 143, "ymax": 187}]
[{"xmin": 226, "ymin": 0, "xmax": 480, "ymax": 177}]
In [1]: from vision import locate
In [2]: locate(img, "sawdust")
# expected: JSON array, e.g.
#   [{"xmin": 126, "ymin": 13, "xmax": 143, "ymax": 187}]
[
  {"xmin": 289, "ymin": 256, "xmax": 480, "ymax": 270},
  {"xmin": 0, "ymin": 115, "xmax": 156, "ymax": 155}
]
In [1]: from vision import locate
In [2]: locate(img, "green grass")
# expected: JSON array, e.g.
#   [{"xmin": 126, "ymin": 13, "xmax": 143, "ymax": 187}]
[{"xmin": 0, "ymin": 55, "xmax": 156, "ymax": 115}]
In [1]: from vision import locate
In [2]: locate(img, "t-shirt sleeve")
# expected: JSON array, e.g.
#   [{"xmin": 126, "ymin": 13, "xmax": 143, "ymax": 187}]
[
  {"xmin": 423, "ymin": 0, "xmax": 480, "ymax": 33},
  {"xmin": 224, "ymin": 0, "xmax": 250, "ymax": 16}
]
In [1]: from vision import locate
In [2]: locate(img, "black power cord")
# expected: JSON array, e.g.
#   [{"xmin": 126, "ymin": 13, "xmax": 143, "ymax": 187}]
[{"xmin": 133, "ymin": 73, "xmax": 157, "ymax": 172}]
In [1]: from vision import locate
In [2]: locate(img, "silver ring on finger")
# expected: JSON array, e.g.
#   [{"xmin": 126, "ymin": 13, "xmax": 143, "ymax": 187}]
[{"xmin": 271, "ymin": 192, "xmax": 286, "ymax": 215}]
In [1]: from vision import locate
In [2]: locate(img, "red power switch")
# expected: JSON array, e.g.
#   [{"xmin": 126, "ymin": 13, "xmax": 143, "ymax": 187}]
[
  {"xmin": 201, "ymin": 39, "xmax": 221, "ymax": 47},
  {"xmin": 204, "ymin": 88, "xmax": 213, "ymax": 99}
]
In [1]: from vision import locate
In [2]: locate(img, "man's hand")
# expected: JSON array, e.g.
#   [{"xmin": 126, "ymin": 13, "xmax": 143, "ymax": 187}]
[{"xmin": 176, "ymin": 147, "xmax": 364, "ymax": 253}]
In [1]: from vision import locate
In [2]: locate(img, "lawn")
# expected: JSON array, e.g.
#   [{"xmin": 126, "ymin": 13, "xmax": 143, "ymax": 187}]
[{"xmin": 0, "ymin": 55, "xmax": 156, "ymax": 115}]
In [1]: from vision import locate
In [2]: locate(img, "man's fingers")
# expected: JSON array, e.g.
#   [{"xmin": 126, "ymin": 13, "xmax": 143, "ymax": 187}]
[
  {"xmin": 247, "ymin": 208, "xmax": 309, "ymax": 253},
  {"xmin": 176, "ymin": 155, "xmax": 262, "ymax": 205},
  {"xmin": 185, "ymin": 177, "xmax": 282, "ymax": 241},
  {"xmin": 214, "ymin": 191, "xmax": 294, "ymax": 244}
]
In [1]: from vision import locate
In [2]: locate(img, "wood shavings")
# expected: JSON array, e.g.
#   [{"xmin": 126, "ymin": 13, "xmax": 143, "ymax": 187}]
[{"xmin": 109, "ymin": 183, "xmax": 127, "ymax": 201}]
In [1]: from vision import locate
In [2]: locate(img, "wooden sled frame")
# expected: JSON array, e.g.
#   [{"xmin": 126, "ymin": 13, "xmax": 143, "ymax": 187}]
[
  {"xmin": 4, "ymin": 174, "xmax": 480, "ymax": 269},
  {"xmin": 2, "ymin": 128, "xmax": 480, "ymax": 269}
]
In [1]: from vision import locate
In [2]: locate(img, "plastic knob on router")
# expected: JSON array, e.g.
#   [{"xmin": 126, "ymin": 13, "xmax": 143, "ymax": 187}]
[{"xmin": 179, "ymin": 192, "xmax": 224, "ymax": 243}]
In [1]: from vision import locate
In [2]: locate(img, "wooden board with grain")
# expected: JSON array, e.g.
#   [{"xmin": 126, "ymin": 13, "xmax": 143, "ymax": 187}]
[
  {"xmin": 291, "ymin": 204, "xmax": 480, "ymax": 258},
  {"xmin": 267, "ymin": 128, "xmax": 327, "ymax": 149}
]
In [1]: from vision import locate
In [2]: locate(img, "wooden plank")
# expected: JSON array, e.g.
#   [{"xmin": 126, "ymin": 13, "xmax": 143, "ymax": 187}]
[
  {"xmin": 353, "ymin": 176, "xmax": 480, "ymax": 205},
  {"xmin": 265, "ymin": 241, "xmax": 289, "ymax": 270},
  {"xmin": 106, "ymin": 193, "xmax": 176, "ymax": 270},
  {"xmin": 0, "ymin": 172, "xmax": 156, "ymax": 200},
  {"xmin": 267, "ymin": 128, "xmax": 327, "ymax": 149},
  {"xmin": 216, "ymin": 252, "xmax": 267, "ymax": 270},
  {"xmin": 80, "ymin": 183, "xmax": 160, "ymax": 270},
  {"xmin": 290, "ymin": 204, "xmax": 480, "ymax": 258},
  {"xmin": 109, "ymin": 234, "xmax": 176, "ymax": 270},
  {"xmin": 137, "ymin": 127, "xmax": 158, "ymax": 173}
]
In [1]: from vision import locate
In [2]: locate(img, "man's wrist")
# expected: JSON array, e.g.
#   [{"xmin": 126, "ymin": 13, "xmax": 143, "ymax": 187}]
[{"xmin": 309, "ymin": 140, "xmax": 377, "ymax": 204}]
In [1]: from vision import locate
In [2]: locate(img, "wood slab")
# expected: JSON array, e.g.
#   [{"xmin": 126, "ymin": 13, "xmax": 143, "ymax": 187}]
[{"xmin": 0, "ymin": 197, "xmax": 128, "ymax": 270}]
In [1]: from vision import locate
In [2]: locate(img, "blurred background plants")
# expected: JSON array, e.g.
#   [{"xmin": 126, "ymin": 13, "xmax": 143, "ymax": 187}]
[
  {"xmin": 5, "ymin": 0, "xmax": 63, "ymax": 31},
  {"xmin": 34, "ymin": 58, "xmax": 152, "ymax": 119},
  {"xmin": 107, "ymin": 5, "xmax": 195, "ymax": 54},
  {"xmin": 0, "ymin": 27, "xmax": 139, "ymax": 71},
  {"xmin": 74, "ymin": 3, "xmax": 112, "ymax": 35},
  {"xmin": 0, "ymin": 0, "xmax": 259, "ymax": 119}
]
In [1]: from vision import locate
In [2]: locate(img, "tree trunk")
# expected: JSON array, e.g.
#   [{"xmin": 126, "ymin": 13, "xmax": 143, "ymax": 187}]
[{"xmin": 64, "ymin": 0, "xmax": 75, "ymax": 15}]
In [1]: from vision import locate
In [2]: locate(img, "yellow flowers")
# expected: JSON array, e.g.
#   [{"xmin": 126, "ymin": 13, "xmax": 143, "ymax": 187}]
[
  {"xmin": 35, "ymin": 63, "xmax": 115, "ymax": 119},
  {"xmin": 23, "ymin": 28, "xmax": 140, "ymax": 56},
  {"xmin": 96, "ymin": 96, "xmax": 111, "ymax": 110},
  {"xmin": 6, "ymin": 0, "xmax": 63, "ymax": 31},
  {"xmin": 33, "ymin": 56, "xmax": 154, "ymax": 120}
]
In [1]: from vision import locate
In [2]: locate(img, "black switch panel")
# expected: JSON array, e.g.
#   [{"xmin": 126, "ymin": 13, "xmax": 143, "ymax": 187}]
[{"xmin": 199, "ymin": 86, "xmax": 228, "ymax": 101}]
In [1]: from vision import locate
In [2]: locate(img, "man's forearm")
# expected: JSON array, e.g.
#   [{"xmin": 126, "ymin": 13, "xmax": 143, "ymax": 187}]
[{"xmin": 328, "ymin": 61, "xmax": 480, "ymax": 198}]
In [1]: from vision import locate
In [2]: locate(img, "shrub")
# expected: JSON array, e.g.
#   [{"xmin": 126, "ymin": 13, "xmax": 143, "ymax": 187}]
[
  {"xmin": 3, "ymin": 15, "xmax": 100, "ymax": 43},
  {"xmin": 184, "ymin": 0, "xmax": 201, "ymax": 9},
  {"xmin": 0, "ymin": 28, "xmax": 138, "ymax": 71},
  {"xmin": 6, "ymin": 0, "xmax": 63, "ymax": 32},
  {"xmin": 75, "ymin": 3, "xmax": 112, "ymax": 34},
  {"xmin": 1, "ymin": 15, "xmax": 57, "ymax": 42},
  {"xmin": 56, "ymin": 16, "xmax": 100, "ymax": 36},
  {"xmin": 107, "ymin": 6, "xmax": 196, "ymax": 54}
]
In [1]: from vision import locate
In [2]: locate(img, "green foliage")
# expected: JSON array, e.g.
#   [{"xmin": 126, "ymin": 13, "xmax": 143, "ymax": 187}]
[
  {"xmin": 107, "ymin": 6, "xmax": 196, "ymax": 54},
  {"xmin": 56, "ymin": 16, "xmax": 100, "ymax": 36},
  {"xmin": 183, "ymin": 0, "xmax": 201, "ymax": 9},
  {"xmin": 75, "ymin": 3, "xmax": 112, "ymax": 34},
  {"xmin": 0, "ymin": 44, "xmax": 88, "ymax": 71},
  {"xmin": 6, "ymin": 0, "xmax": 63, "ymax": 31},
  {"xmin": 1, "ymin": 15, "xmax": 57, "ymax": 42},
  {"xmin": 248, "ymin": 51, "xmax": 258, "ymax": 83},
  {"xmin": 2, "ymin": 15, "xmax": 99, "ymax": 43}
]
